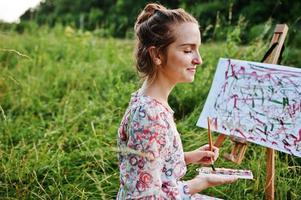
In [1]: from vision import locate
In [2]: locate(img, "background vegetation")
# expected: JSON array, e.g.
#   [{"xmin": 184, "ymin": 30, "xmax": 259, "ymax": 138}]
[
  {"xmin": 0, "ymin": 0, "xmax": 301, "ymax": 199},
  {"xmin": 17, "ymin": 0, "xmax": 301, "ymax": 44}
]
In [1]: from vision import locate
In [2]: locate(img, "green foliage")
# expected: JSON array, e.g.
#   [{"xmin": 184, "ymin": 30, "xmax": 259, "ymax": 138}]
[
  {"xmin": 16, "ymin": 0, "xmax": 301, "ymax": 42},
  {"xmin": 0, "ymin": 28, "xmax": 136, "ymax": 198},
  {"xmin": 0, "ymin": 25, "xmax": 301, "ymax": 199}
]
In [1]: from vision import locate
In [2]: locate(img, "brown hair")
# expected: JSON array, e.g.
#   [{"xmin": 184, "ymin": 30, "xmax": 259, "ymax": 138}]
[{"xmin": 134, "ymin": 3, "xmax": 198, "ymax": 81}]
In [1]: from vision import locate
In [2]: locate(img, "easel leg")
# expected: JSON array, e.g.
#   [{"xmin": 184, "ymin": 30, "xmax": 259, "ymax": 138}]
[
  {"xmin": 263, "ymin": 24, "xmax": 288, "ymax": 200},
  {"xmin": 266, "ymin": 148, "xmax": 275, "ymax": 200},
  {"xmin": 214, "ymin": 134, "xmax": 226, "ymax": 147}
]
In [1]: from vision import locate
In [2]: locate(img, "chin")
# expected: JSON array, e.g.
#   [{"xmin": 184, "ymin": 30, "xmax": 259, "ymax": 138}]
[
  {"xmin": 180, "ymin": 77, "xmax": 195, "ymax": 83},
  {"xmin": 187, "ymin": 75, "xmax": 195, "ymax": 82}
]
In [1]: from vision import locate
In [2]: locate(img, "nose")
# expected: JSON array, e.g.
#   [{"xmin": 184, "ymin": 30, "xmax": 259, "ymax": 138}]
[{"xmin": 192, "ymin": 51, "xmax": 203, "ymax": 65}]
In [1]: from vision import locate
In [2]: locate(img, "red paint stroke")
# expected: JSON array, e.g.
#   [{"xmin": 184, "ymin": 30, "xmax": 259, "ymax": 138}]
[
  {"xmin": 231, "ymin": 94, "xmax": 238, "ymax": 108},
  {"xmin": 272, "ymin": 141, "xmax": 278, "ymax": 145},
  {"xmin": 234, "ymin": 128, "xmax": 246, "ymax": 138},
  {"xmin": 293, "ymin": 129, "xmax": 301, "ymax": 145},
  {"xmin": 212, "ymin": 117, "xmax": 218, "ymax": 130}
]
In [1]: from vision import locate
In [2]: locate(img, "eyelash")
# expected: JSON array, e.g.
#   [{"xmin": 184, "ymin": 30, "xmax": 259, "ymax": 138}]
[{"xmin": 184, "ymin": 50, "xmax": 192, "ymax": 53}]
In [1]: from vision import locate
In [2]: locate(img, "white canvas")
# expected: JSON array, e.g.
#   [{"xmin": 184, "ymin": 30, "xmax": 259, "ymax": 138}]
[{"xmin": 197, "ymin": 58, "xmax": 301, "ymax": 157}]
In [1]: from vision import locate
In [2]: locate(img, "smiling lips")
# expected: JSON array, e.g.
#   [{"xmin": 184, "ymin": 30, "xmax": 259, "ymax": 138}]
[{"xmin": 187, "ymin": 68, "xmax": 196, "ymax": 72}]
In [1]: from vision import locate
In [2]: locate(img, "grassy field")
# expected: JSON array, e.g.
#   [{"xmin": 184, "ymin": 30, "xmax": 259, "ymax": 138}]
[{"xmin": 0, "ymin": 26, "xmax": 300, "ymax": 199}]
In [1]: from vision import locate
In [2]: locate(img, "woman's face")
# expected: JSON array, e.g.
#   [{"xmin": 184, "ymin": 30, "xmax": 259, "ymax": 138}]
[{"xmin": 159, "ymin": 22, "xmax": 202, "ymax": 84}]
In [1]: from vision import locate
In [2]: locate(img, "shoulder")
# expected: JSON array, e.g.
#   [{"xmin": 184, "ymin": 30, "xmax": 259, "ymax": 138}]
[{"xmin": 129, "ymin": 94, "xmax": 171, "ymax": 121}]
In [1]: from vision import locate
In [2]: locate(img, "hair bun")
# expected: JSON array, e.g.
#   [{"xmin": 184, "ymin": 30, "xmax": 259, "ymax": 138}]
[{"xmin": 135, "ymin": 3, "xmax": 166, "ymax": 27}]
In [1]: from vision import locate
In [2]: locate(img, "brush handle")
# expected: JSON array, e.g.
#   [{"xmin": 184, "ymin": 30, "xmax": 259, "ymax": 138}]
[
  {"xmin": 207, "ymin": 117, "xmax": 213, "ymax": 151},
  {"xmin": 207, "ymin": 117, "xmax": 216, "ymax": 171}
]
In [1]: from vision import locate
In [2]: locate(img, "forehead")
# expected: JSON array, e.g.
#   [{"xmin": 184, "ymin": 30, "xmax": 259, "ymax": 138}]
[{"xmin": 171, "ymin": 22, "xmax": 201, "ymax": 46}]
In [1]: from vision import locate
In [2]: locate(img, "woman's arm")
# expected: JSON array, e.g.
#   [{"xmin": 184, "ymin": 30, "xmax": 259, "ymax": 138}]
[
  {"xmin": 184, "ymin": 145, "xmax": 237, "ymax": 194},
  {"xmin": 119, "ymin": 106, "xmax": 165, "ymax": 198},
  {"xmin": 186, "ymin": 174, "xmax": 238, "ymax": 194},
  {"xmin": 119, "ymin": 105, "xmax": 190, "ymax": 199}
]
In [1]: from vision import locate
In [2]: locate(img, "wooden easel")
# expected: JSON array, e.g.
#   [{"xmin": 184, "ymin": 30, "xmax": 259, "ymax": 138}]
[
  {"xmin": 263, "ymin": 24, "xmax": 288, "ymax": 200},
  {"xmin": 214, "ymin": 24, "xmax": 288, "ymax": 200},
  {"xmin": 215, "ymin": 134, "xmax": 248, "ymax": 164}
]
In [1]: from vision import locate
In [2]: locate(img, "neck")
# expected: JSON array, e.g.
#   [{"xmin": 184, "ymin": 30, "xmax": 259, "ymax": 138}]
[{"xmin": 141, "ymin": 74, "xmax": 175, "ymax": 104}]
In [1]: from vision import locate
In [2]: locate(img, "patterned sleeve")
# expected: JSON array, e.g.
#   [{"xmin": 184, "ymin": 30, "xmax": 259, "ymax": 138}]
[
  {"xmin": 119, "ymin": 105, "xmax": 175, "ymax": 199},
  {"xmin": 179, "ymin": 181, "xmax": 193, "ymax": 199}
]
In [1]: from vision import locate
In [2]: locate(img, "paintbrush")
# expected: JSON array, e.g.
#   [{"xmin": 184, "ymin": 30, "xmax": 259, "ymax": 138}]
[{"xmin": 207, "ymin": 117, "xmax": 216, "ymax": 171}]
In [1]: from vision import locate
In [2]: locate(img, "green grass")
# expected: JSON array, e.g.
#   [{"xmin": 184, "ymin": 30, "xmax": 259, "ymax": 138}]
[{"xmin": 0, "ymin": 26, "xmax": 300, "ymax": 199}]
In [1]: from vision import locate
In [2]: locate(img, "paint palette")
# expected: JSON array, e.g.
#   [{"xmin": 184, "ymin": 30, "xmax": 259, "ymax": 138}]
[
  {"xmin": 197, "ymin": 167, "xmax": 254, "ymax": 180},
  {"xmin": 196, "ymin": 194, "xmax": 223, "ymax": 200}
]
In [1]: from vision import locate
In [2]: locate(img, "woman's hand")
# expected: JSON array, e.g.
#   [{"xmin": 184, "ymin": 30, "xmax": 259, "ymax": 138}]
[
  {"xmin": 184, "ymin": 144, "xmax": 219, "ymax": 165},
  {"xmin": 186, "ymin": 173, "xmax": 238, "ymax": 194}
]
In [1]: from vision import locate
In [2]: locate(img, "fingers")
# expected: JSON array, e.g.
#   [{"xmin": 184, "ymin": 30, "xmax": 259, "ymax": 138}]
[
  {"xmin": 199, "ymin": 144, "xmax": 209, "ymax": 151},
  {"xmin": 212, "ymin": 146, "xmax": 219, "ymax": 161},
  {"xmin": 188, "ymin": 174, "xmax": 238, "ymax": 193},
  {"xmin": 218, "ymin": 175, "xmax": 238, "ymax": 184},
  {"xmin": 204, "ymin": 151, "xmax": 215, "ymax": 161},
  {"xmin": 203, "ymin": 150, "xmax": 215, "ymax": 158},
  {"xmin": 202, "ymin": 147, "xmax": 219, "ymax": 161},
  {"xmin": 199, "ymin": 145, "xmax": 219, "ymax": 157},
  {"xmin": 212, "ymin": 146, "xmax": 219, "ymax": 152},
  {"xmin": 197, "ymin": 174, "xmax": 238, "ymax": 187},
  {"xmin": 200, "ymin": 144, "xmax": 219, "ymax": 150},
  {"xmin": 199, "ymin": 151, "xmax": 215, "ymax": 165},
  {"xmin": 192, "ymin": 145, "xmax": 220, "ymax": 165}
]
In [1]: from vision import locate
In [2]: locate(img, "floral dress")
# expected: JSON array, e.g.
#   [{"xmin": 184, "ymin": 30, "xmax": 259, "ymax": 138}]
[{"xmin": 117, "ymin": 90, "xmax": 220, "ymax": 200}]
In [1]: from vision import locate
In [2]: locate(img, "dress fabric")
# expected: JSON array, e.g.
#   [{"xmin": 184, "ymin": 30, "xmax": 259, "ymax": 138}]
[{"xmin": 117, "ymin": 90, "xmax": 216, "ymax": 200}]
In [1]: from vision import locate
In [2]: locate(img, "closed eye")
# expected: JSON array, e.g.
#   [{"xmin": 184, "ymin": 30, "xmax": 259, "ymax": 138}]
[{"xmin": 184, "ymin": 50, "xmax": 192, "ymax": 53}]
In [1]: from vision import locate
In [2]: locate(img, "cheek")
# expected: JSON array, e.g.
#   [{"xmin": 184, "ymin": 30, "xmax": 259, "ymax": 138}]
[{"xmin": 168, "ymin": 53, "xmax": 188, "ymax": 67}]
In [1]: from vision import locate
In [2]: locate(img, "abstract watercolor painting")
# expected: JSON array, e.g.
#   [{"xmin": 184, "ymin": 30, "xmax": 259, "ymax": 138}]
[
  {"xmin": 197, "ymin": 58, "xmax": 301, "ymax": 157},
  {"xmin": 198, "ymin": 167, "xmax": 253, "ymax": 180}
]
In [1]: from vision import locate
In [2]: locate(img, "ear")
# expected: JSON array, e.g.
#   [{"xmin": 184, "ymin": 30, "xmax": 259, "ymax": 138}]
[{"xmin": 148, "ymin": 46, "xmax": 162, "ymax": 66}]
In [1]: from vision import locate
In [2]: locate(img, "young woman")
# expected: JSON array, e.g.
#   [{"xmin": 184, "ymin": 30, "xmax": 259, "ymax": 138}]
[{"xmin": 117, "ymin": 3, "xmax": 237, "ymax": 199}]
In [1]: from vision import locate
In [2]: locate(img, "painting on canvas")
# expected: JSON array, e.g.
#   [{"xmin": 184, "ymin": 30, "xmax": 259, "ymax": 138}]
[{"xmin": 197, "ymin": 58, "xmax": 301, "ymax": 157}]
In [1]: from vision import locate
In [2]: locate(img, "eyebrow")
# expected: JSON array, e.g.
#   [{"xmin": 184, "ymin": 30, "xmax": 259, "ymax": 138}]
[{"xmin": 177, "ymin": 43, "xmax": 199, "ymax": 47}]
